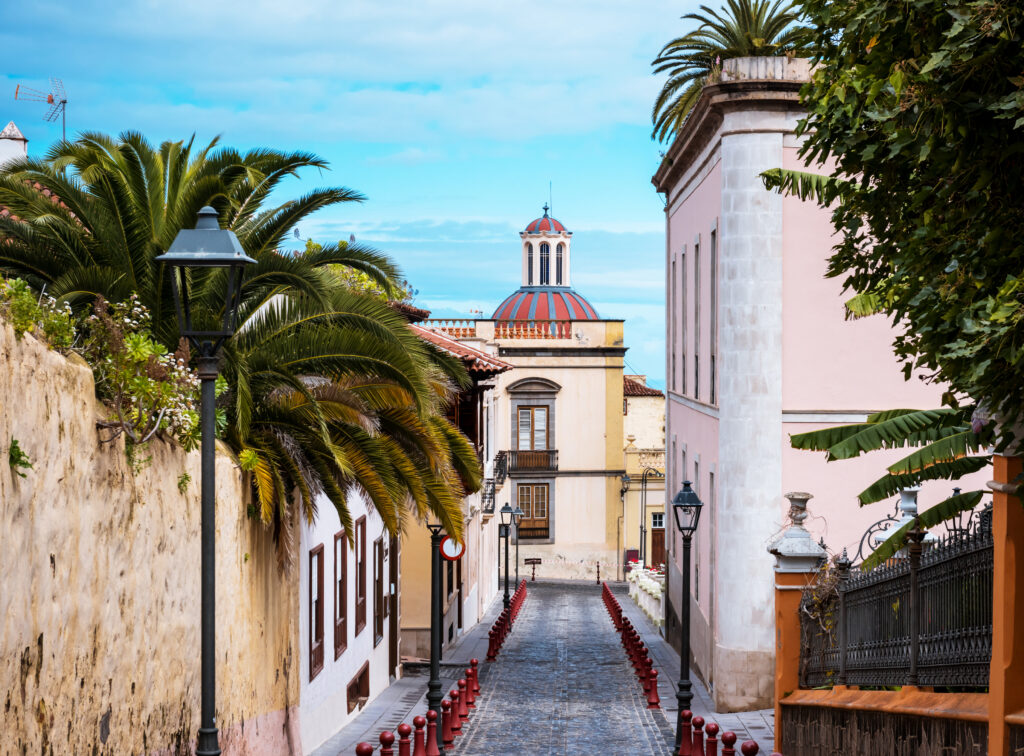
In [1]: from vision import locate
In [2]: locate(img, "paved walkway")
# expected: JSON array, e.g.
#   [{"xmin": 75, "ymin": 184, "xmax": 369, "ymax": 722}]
[{"xmin": 319, "ymin": 579, "xmax": 774, "ymax": 755}]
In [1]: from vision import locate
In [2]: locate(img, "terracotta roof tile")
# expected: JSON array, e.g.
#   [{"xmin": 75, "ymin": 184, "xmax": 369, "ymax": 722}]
[
  {"xmin": 624, "ymin": 376, "xmax": 663, "ymax": 397},
  {"xmin": 411, "ymin": 324, "xmax": 512, "ymax": 376}
]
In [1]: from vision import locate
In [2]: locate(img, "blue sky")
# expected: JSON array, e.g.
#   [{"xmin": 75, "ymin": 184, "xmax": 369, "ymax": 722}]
[{"xmin": 2, "ymin": 0, "xmax": 700, "ymax": 387}]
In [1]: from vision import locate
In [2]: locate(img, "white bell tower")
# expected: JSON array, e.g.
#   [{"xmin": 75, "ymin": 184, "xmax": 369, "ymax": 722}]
[{"xmin": 519, "ymin": 204, "xmax": 572, "ymax": 288}]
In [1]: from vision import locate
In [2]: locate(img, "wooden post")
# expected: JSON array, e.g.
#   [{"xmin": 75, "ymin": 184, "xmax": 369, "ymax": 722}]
[{"xmin": 988, "ymin": 454, "xmax": 1024, "ymax": 756}]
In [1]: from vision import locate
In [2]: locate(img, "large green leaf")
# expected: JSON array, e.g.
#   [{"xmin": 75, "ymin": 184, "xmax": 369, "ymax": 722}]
[
  {"xmin": 857, "ymin": 457, "xmax": 990, "ymax": 505},
  {"xmin": 860, "ymin": 490, "xmax": 985, "ymax": 569}
]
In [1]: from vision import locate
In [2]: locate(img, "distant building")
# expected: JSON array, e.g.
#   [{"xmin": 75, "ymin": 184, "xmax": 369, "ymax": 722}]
[
  {"xmin": 425, "ymin": 206, "xmax": 629, "ymax": 581},
  {"xmin": 651, "ymin": 57, "xmax": 946, "ymax": 712},
  {"xmin": 0, "ymin": 121, "xmax": 28, "ymax": 167},
  {"xmin": 622, "ymin": 375, "xmax": 666, "ymax": 573}
]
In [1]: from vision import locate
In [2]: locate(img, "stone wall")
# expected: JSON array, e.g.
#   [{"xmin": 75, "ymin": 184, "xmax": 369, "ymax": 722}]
[{"xmin": 0, "ymin": 320, "xmax": 301, "ymax": 755}]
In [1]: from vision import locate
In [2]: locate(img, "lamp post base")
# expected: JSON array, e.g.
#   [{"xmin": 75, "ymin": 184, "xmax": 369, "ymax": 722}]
[{"xmin": 196, "ymin": 726, "xmax": 221, "ymax": 756}]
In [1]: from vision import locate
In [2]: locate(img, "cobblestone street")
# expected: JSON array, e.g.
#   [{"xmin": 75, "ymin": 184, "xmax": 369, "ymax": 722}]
[{"xmin": 456, "ymin": 581, "xmax": 674, "ymax": 756}]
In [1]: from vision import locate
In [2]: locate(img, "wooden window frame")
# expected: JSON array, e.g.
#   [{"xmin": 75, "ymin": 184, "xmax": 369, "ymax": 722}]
[
  {"xmin": 346, "ymin": 662, "xmax": 370, "ymax": 714},
  {"xmin": 517, "ymin": 482, "xmax": 550, "ymax": 538},
  {"xmin": 309, "ymin": 544, "xmax": 325, "ymax": 680},
  {"xmin": 373, "ymin": 536, "xmax": 385, "ymax": 647},
  {"xmin": 355, "ymin": 516, "xmax": 367, "ymax": 636},
  {"xmin": 333, "ymin": 530, "xmax": 347, "ymax": 659},
  {"xmin": 516, "ymin": 406, "xmax": 548, "ymax": 451}
]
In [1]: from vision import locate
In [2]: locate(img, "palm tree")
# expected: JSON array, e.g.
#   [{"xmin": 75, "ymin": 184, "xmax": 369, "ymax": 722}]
[
  {"xmin": 0, "ymin": 132, "xmax": 476, "ymax": 544},
  {"xmin": 651, "ymin": 0, "xmax": 810, "ymax": 142}
]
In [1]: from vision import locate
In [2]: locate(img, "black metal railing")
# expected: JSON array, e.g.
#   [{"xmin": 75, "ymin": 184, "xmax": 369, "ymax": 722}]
[
  {"xmin": 481, "ymin": 478, "xmax": 495, "ymax": 514},
  {"xmin": 507, "ymin": 449, "xmax": 558, "ymax": 472},
  {"xmin": 800, "ymin": 508, "xmax": 993, "ymax": 690},
  {"xmin": 494, "ymin": 451, "xmax": 508, "ymax": 485}
]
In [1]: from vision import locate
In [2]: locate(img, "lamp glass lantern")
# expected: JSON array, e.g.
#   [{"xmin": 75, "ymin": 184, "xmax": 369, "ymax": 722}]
[
  {"xmin": 620, "ymin": 473, "xmax": 632, "ymax": 497},
  {"xmin": 499, "ymin": 502, "xmax": 514, "ymax": 527},
  {"xmin": 671, "ymin": 480, "xmax": 703, "ymax": 535},
  {"xmin": 155, "ymin": 206, "xmax": 257, "ymax": 350},
  {"xmin": 511, "ymin": 505, "xmax": 524, "ymax": 526}
]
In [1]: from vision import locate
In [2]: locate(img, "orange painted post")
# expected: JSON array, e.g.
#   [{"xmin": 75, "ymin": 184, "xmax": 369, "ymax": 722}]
[
  {"xmin": 988, "ymin": 454, "xmax": 1024, "ymax": 756},
  {"xmin": 767, "ymin": 492, "xmax": 827, "ymax": 754}
]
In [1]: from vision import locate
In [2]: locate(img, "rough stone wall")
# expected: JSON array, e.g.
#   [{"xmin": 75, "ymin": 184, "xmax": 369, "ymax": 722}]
[{"xmin": 0, "ymin": 320, "xmax": 301, "ymax": 755}]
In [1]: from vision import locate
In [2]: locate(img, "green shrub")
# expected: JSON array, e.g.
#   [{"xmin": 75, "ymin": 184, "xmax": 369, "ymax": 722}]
[{"xmin": 0, "ymin": 278, "xmax": 75, "ymax": 348}]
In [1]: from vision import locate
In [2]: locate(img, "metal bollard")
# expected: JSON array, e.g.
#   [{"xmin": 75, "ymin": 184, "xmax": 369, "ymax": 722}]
[
  {"xmin": 441, "ymin": 700, "xmax": 455, "ymax": 750},
  {"xmin": 646, "ymin": 669, "xmax": 660, "ymax": 709},
  {"xmin": 449, "ymin": 690, "xmax": 463, "ymax": 735},
  {"xmin": 457, "ymin": 679, "xmax": 470, "ymax": 724},
  {"xmin": 471, "ymin": 658, "xmax": 481, "ymax": 695},
  {"xmin": 691, "ymin": 715, "xmax": 705, "ymax": 755},
  {"xmin": 464, "ymin": 669, "xmax": 476, "ymax": 708},
  {"xmin": 425, "ymin": 710, "xmax": 441, "ymax": 756},
  {"xmin": 720, "ymin": 731, "xmax": 737, "ymax": 756},
  {"xmin": 397, "ymin": 723, "xmax": 412, "ymax": 756},
  {"xmin": 486, "ymin": 628, "xmax": 498, "ymax": 661},
  {"xmin": 740, "ymin": 741, "xmax": 759, "ymax": 756},
  {"xmin": 355, "ymin": 744, "xmax": 374, "ymax": 756},
  {"xmin": 704, "ymin": 723, "xmax": 719, "ymax": 756},
  {"xmin": 412, "ymin": 715, "xmax": 428, "ymax": 756},
  {"xmin": 678, "ymin": 710, "xmax": 693, "ymax": 756},
  {"xmin": 379, "ymin": 730, "xmax": 395, "ymax": 756},
  {"xmin": 596, "ymin": 562, "xmax": 601, "ymax": 584}
]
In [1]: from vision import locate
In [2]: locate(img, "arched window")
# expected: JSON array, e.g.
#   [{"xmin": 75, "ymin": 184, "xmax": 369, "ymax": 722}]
[
  {"xmin": 526, "ymin": 244, "xmax": 533, "ymax": 285},
  {"xmin": 540, "ymin": 243, "xmax": 550, "ymax": 285},
  {"xmin": 556, "ymin": 243, "xmax": 564, "ymax": 284}
]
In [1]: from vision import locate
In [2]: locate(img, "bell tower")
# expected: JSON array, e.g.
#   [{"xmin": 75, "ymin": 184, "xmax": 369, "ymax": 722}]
[{"xmin": 519, "ymin": 204, "xmax": 572, "ymax": 288}]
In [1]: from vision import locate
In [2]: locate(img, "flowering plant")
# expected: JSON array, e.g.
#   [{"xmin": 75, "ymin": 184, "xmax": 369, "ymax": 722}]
[
  {"xmin": 0, "ymin": 277, "xmax": 75, "ymax": 348},
  {"xmin": 79, "ymin": 295, "xmax": 204, "ymax": 450}
]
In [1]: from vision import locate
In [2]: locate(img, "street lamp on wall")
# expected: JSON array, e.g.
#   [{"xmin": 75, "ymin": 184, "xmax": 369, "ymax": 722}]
[
  {"xmin": 156, "ymin": 206, "xmax": 256, "ymax": 756},
  {"xmin": 499, "ymin": 503, "xmax": 513, "ymax": 609},
  {"xmin": 670, "ymin": 480, "xmax": 703, "ymax": 751}
]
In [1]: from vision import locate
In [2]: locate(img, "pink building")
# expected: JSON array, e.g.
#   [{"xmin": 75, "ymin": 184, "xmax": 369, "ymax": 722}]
[{"xmin": 652, "ymin": 58, "xmax": 961, "ymax": 712}]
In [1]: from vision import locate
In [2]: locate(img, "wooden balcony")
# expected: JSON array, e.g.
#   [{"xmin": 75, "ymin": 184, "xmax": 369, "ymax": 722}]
[{"xmin": 507, "ymin": 449, "xmax": 558, "ymax": 472}]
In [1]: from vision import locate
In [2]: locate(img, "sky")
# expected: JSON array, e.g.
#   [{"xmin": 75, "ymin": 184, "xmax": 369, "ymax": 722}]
[{"xmin": 2, "ymin": 0, "xmax": 700, "ymax": 387}]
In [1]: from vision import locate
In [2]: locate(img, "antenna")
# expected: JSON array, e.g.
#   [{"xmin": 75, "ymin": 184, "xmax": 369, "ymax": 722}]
[
  {"xmin": 14, "ymin": 78, "xmax": 68, "ymax": 141},
  {"xmin": 549, "ymin": 181, "xmax": 553, "ymax": 214}
]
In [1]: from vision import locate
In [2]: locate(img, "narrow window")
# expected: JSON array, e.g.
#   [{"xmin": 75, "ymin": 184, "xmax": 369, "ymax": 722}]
[
  {"xmin": 346, "ymin": 662, "xmax": 370, "ymax": 713},
  {"xmin": 355, "ymin": 516, "xmax": 367, "ymax": 635},
  {"xmin": 309, "ymin": 544, "xmax": 324, "ymax": 680},
  {"xmin": 670, "ymin": 258, "xmax": 676, "ymax": 391},
  {"xmin": 693, "ymin": 461, "xmax": 700, "ymax": 602},
  {"xmin": 334, "ymin": 531, "xmax": 347, "ymax": 658},
  {"xmin": 446, "ymin": 558, "xmax": 454, "ymax": 597},
  {"xmin": 556, "ymin": 243, "xmax": 564, "ymax": 284},
  {"xmin": 517, "ymin": 406, "xmax": 548, "ymax": 450},
  {"xmin": 518, "ymin": 483, "xmax": 549, "ymax": 539},
  {"xmin": 526, "ymin": 244, "xmax": 533, "ymax": 286},
  {"xmin": 694, "ymin": 239, "xmax": 701, "ymax": 401},
  {"xmin": 680, "ymin": 247, "xmax": 687, "ymax": 395},
  {"xmin": 540, "ymin": 243, "xmax": 550, "ymax": 285},
  {"xmin": 373, "ymin": 537, "xmax": 384, "ymax": 646},
  {"xmin": 710, "ymin": 228, "xmax": 718, "ymax": 405}
]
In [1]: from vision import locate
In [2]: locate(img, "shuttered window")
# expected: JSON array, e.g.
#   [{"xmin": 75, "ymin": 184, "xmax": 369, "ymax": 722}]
[{"xmin": 517, "ymin": 406, "xmax": 547, "ymax": 450}]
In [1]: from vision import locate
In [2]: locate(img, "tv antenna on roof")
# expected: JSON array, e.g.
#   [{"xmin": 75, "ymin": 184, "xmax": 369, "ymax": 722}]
[{"xmin": 15, "ymin": 79, "xmax": 68, "ymax": 141}]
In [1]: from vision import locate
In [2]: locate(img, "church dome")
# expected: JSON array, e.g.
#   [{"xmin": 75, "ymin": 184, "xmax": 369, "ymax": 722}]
[
  {"xmin": 491, "ymin": 286, "xmax": 600, "ymax": 321},
  {"xmin": 524, "ymin": 204, "xmax": 566, "ymax": 234}
]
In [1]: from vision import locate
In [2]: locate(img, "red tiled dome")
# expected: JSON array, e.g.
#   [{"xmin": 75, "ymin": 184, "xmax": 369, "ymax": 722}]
[
  {"xmin": 491, "ymin": 287, "xmax": 600, "ymax": 321},
  {"xmin": 524, "ymin": 204, "xmax": 566, "ymax": 234}
]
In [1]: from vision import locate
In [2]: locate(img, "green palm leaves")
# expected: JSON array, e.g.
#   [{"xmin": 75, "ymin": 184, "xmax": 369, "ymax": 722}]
[
  {"xmin": 0, "ymin": 132, "xmax": 476, "ymax": 544},
  {"xmin": 651, "ymin": 0, "xmax": 810, "ymax": 142}
]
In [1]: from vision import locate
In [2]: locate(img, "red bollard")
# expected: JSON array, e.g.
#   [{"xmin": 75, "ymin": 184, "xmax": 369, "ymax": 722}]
[
  {"xmin": 678, "ymin": 710, "xmax": 693, "ymax": 756},
  {"xmin": 486, "ymin": 629, "xmax": 498, "ymax": 661},
  {"xmin": 449, "ymin": 690, "xmax": 463, "ymax": 735},
  {"xmin": 412, "ymin": 715, "xmax": 428, "ymax": 756},
  {"xmin": 425, "ymin": 710, "xmax": 441, "ymax": 756},
  {"xmin": 704, "ymin": 723, "xmax": 719, "ymax": 756},
  {"xmin": 397, "ymin": 723, "xmax": 412, "ymax": 756},
  {"xmin": 646, "ymin": 669, "xmax": 660, "ymax": 709},
  {"xmin": 457, "ymin": 679, "xmax": 470, "ymax": 724},
  {"xmin": 380, "ymin": 730, "xmax": 395, "ymax": 756},
  {"xmin": 471, "ymin": 658, "xmax": 481, "ymax": 695},
  {"xmin": 691, "ymin": 716, "xmax": 706, "ymax": 755},
  {"xmin": 464, "ymin": 669, "xmax": 476, "ymax": 708},
  {"xmin": 740, "ymin": 742, "xmax": 759, "ymax": 756},
  {"xmin": 720, "ymin": 731, "xmax": 737, "ymax": 756},
  {"xmin": 355, "ymin": 744, "xmax": 374, "ymax": 756},
  {"xmin": 441, "ymin": 700, "xmax": 455, "ymax": 750}
]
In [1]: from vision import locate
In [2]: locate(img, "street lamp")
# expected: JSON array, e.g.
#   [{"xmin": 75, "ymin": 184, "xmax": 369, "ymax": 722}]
[
  {"xmin": 499, "ymin": 503, "xmax": 513, "ymax": 609},
  {"xmin": 671, "ymin": 480, "xmax": 703, "ymax": 750},
  {"xmin": 512, "ymin": 505, "xmax": 524, "ymax": 584},
  {"xmin": 425, "ymin": 524, "xmax": 446, "ymax": 754},
  {"xmin": 156, "ymin": 206, "xmax": 256, "ymax": 756}
]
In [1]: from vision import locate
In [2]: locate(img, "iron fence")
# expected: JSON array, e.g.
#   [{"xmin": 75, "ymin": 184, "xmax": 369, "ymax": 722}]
[{"xmin": 800, "ymin": 507, "xmax": 993, "ymax": 690}]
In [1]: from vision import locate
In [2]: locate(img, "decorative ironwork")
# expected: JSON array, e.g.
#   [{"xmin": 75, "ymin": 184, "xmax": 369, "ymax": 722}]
[
  {"xmin": 507, "ymin": 449, "xmax": 558, "ymax": 472},
  {"xmin": 481, "ymin": 478, "xmax": 495, "ymax": 514},
  {"xmin": 494, "ymin": 451, "xmax": 508, "ymax": 485},
  {"xmin": 853, "ymin": 498, "xmax": 900, "ymax": 564},
  {"xmin": 799, "ymin": 505, "xmax": 993, "ymax": 691}
]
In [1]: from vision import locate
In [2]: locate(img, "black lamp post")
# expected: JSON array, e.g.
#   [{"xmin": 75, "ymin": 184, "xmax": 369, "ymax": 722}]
[
  {"xmin": 156, "ymin": 206, "xmax": 255, "ymax": 756},
  {"xmin": 512, "ymin": 505, "xmax": 524, "ymax": 584},
  {"xmin": 671, "ymin": 480, "xmax": 703, "ymax": 750},
  {"xmin": 499, "ymin": 503, "xmax": 513, "ymax": 609},
  {"xmin": 425, "ymin": 523, "xmax": 445, "ymax": 754},
  {"xmin": 640, "ymin": 467, "xmax": 662, "ymax": 565}
]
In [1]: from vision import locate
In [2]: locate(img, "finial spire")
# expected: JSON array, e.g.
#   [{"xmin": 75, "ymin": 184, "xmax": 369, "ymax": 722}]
[{"xmin": 542, "ymin": 202, "xmax": 549, "ymax": 217}]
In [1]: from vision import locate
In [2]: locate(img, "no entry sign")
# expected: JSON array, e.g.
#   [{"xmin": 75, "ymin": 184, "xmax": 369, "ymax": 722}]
[{"xmin": 440, "ymin": 536, "xmax": 465, "ymax": 561}]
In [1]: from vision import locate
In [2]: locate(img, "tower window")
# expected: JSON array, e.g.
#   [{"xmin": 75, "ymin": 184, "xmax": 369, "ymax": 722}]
[
  {"xmin": 540, "ymin": 243, "xmax": 550, "ymax": 285},
  {"xmin": 526, "ymin": 244, "xmax": 533, "ymax": 285},
  {"xmin": 556, "ymin": 244, "xmax": 563, "ymax": 284}
]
